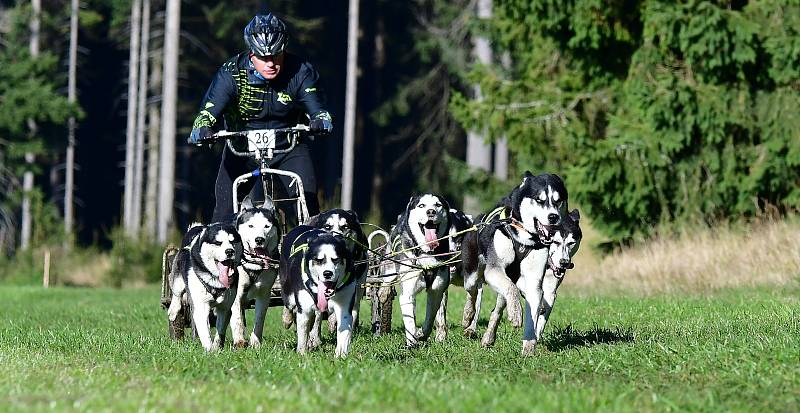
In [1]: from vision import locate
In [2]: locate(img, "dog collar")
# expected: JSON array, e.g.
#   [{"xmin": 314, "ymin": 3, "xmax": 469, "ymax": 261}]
[
  {"xmin": 197, "ymin": 271, "xmax": 237, "ymax": 298},
  {"xmin": 241, "ymin": 249, "xmax": 278, "ymax": 271}
]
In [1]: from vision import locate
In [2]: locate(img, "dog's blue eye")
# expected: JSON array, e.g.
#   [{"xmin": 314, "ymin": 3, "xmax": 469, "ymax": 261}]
[
  {"xmin": 417, "ymin": 204, "xmax": 425, "ymax": 208},
  {"xmin": 248, "ymin": 224, "xmax": 254, "ymax": 228}
]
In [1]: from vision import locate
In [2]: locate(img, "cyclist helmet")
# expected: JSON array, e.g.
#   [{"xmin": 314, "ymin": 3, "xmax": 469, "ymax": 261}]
[{"xmin": 244, "ymin": 13, "xmax": 287, "ymax": 56}]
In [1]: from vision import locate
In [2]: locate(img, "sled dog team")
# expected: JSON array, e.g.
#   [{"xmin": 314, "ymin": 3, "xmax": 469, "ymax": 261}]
[{"xmin": 167, "ymin": 171, "xmax": 582, "ymax": 357}]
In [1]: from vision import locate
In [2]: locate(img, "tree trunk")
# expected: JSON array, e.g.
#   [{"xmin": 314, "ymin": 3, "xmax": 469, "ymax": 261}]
[
  {"xmin": 341, "ymin": 0, "xmax": 360, "ymax": 210},
  {"xmin": 157, "ymin": 0, "xmax": 180, "ymax": 243},
  {"xmin": 493, "ymin": 50, "xmax": 510, "ymax": 182},
  {"xmin": 368, "ymin": 9, "xmax": 386, "ymax": 222},
  {"xmin": 494, "ymin": 138, "xmax": 508, "ymax": 181},
  {"xmin": 64, "ymin": 0, "xmax": 78, "ymax": 248},
  {"xmin": 132, "ymin": 0, "xmax": 150, "ymax": 235},
  {"xmin": 124, "ymin": 0, "xmax": 141, "ymax": 236},
  {"xmin": 463, "ymin": 0, "xmax": 493, "ymax": 214},
  {"xmin": 145, "ymin": 50, "xmax": 162, "ymax": 239},
  {"xmin": 21, "ymin": 0, "xmax": 41, "ymax": 251}
]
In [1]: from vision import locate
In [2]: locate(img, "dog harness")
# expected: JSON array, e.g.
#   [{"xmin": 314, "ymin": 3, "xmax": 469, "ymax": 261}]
[
  {"xmin": 289, "ymin": 239, "xmax": 354, "ymax": 296},
  {"xmin": 479, "ymin": 206, "xmax": 546, "ymax": 260},
  {"xmin": 241, "ymin": 248, "xmax": 279, "ymax": 272},
  {"xmin": 181, "ymin": 245, "xmax": 237, "ymax": 299}
]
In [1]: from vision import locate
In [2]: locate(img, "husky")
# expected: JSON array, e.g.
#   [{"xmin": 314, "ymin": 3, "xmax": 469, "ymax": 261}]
[
  {"xmin": 460, "ymin": 172, "xmax": 568, "ymax": 354},
  {"xmin": 431, "ymin": 208, "xmax": 479, "ymax": 338},
  {"xmin": 306, "ymin": 209, "xmax": 368, "ymax": 332},
  {"xmin": 279, "ymin": 226, "xmax": 357, "ymax": 357},
  {"xmin": 380, "ymin": 194, "xmax": 453, "ymax": 347},
  {"xmin": 167, "ymin": 222, "xmax": 243, "ymax": 352},
  {"xmin": 481, "ymin": 208, "xmax": 582, "ymax": 350},
  {"xmin": 228, "ymin": 198, "xmax": 281, "ymax": 348}
]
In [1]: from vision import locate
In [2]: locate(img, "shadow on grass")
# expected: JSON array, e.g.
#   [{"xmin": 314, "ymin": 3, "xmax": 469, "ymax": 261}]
[{"xmin": 544, "ymin": 324, "xmax": 634, "ymax": 352}]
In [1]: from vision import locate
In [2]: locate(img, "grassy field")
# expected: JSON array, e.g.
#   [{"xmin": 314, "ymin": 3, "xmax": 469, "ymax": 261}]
[{"xmin": 1, "ymin": 285, "xmax": 798, "ymax": 412}]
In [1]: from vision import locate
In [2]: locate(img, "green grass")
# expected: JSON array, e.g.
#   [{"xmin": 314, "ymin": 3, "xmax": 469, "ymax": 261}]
[{"xmin": 0, "ymin": 285, "xmax": 798, "ymax": 412}]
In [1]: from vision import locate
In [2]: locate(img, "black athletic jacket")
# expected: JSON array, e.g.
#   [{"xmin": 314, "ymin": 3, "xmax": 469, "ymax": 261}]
[{"xmin": 191, "ymin": 51, "xmax": 332, "ymax": 149}]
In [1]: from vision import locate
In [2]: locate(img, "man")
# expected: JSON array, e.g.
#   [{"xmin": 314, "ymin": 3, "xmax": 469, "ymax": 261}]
[{"xmin": 188, "ymin": 12, "xmax": 333, "ymax": 221}]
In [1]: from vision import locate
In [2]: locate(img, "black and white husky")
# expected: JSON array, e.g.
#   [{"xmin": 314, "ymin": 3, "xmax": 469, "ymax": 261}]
[
  {"xmin": 433, "ymin": 208, "xmax": 478, "ymax": 338},
  {"xmin": 228, "ymin": 198, "xmax": 281, "ymax": 348},
  {"xmin": 279, "ymin": 226, "xmax": 357, "ymax": 357},
  {"xmin": 306, "ymin": 209, "xmax": 368, "ymax": 331},
  {"xmin": 383, "ymin": 194, "xmax": 454, "ymax": 347},
  {"xmin": 480, "ymin": 208, "xmax": 582, "ymax": 350},
  {"xmin": 167, "ymin": 222, "xmax": 243, "ymax": 351},
  {"xmin": 461, "ymin": 172, "xmax": 568, "ymax": 354}
]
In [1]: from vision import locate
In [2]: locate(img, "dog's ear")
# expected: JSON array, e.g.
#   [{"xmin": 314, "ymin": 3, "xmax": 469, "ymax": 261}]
[
  {"xmin": 400, "ymin": 196, "xmax": 416, "ymax": 223},
  {"xmin": 305, "ymin": 213, "xmax": 321, "ymax": 227},
  {"xmin": 519, "ymin": 172, "xmax": 533, "ymax": 188},
  {"xmin": 438, "ymin": 196, "xmax": 451, "ymax": 212},
  {"xmin": 569, "ymin": 209, "xmax": 580, "ymax": 222},
  {"xmin": 241, "ymin": 195, "xmax": 254, "ymax": 211},
  {"xmin": 405, "ymin": 196, "xmax": 416, "ymax": 212},
  {"xmin": 438, "ymin": 196, "xmax": 452, "ymax": 223},
  {"xmin": 346, "ymin": 209, "xmax": 360, "ymax": 223},
  {"xmin": 260, "ymin": 196, "xmax": 276, "ymax": 215},
  {"xmin": 228, "ymin": 224, "xmax": 242, "ymax": 244}
]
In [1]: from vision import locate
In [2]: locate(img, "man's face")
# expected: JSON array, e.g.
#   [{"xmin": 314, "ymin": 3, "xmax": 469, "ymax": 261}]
[{"xmin": 250, "ymin": 52, "xmax": 284, "ymax": 80}]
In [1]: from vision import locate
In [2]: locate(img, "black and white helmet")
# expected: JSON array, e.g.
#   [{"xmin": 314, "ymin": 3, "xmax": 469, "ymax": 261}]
[{"xmin": 244, "ymin": 13, "xmax": 287, "ymax": 56}]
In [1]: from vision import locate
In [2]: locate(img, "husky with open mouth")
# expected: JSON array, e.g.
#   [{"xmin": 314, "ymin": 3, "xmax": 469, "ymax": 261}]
[
  {"xmin": 379, "ymin": 194, "xmax": 453, "ymax": 347},
  {"xmin": 167, "ymin": 222, "xmax": 243, "ymax": 351},
  {"xmin": 480, "ymin": 208, "xmax": 581, "ymax": 352},
  {"xmin": 228, "ymin": 197, "xmax": 281, "ymax": 349},
  {"xmin": 306, "ymin": 209, "xmax": 369, "ymax": 332},
  {"xmin": 460, "ymin": 172, "xmax": 568, "ymax": 354},
  {"xmin": 279, "ymin": 226, "xmax": 356, "ymax": 357}
]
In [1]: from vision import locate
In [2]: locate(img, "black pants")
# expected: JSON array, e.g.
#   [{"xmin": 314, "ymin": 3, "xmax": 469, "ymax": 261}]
[{"xmin": 211, "ymin": 143, "xmax": 320, "ymax": 223}]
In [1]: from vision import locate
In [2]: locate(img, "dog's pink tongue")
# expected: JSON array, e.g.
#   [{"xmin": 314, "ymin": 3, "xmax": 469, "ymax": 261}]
[
  {"xmin": 217, "ymin": 262, "xmax": 232, "ymax": 288},
  {"xmin": 317, "ymin": 286, "xmax": 330, "ymax": 312},
  {"xmin": 424, "ymin": 228, "xmax": 439, "ymax": 249}
]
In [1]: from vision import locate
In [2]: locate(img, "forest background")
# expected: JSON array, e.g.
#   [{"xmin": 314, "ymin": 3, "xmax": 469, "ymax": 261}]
[{"xmin": 0, "ymin": 0, "xmax": 797, "ymax": 284}]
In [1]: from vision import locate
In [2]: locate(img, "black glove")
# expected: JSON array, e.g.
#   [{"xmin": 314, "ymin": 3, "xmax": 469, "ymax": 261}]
[
  {"xmin": 309, "ymin": 118, "xmax": 333, "ymax": 136},
  {"xmin": 188, "ymin": 126, "xmax": 212, "ymax": 145}
]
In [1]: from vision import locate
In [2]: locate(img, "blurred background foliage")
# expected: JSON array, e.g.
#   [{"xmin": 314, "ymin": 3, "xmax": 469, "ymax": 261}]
[{"xmin": 0, "ymin": 0, "xmax": 798, "ymax": 284}]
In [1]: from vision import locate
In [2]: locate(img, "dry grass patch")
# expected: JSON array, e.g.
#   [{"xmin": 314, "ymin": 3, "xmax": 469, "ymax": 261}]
[{"xmin": 565, "ymin": 217, "xmax": 800, "ymax": 295}]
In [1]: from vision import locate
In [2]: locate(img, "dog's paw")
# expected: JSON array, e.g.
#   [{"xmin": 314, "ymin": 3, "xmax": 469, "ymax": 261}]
[
  {"xmin": 463, "ymin": 328, "xmax": 477, "ymax": 339},
  {"xmin": 334, "ymin": 346, "xmax": 350, "ymax": 358},
  {"xmin": 521, "ymin": 339, "xmax": 537, "ymax": 356},
  {"xmin": 481, "ymin": 331, "xmax": 497, "ymax": 348},
  {"xmin": 435, "ymin": 326, "xmax": 447, "ymax": 343},
  {"xmin": 248, "ymin": 334, "xmax": 262, "ymax": 349},
  {"xmin": 233, "ymin": 340, "xmax": 248, "ymax": 349},
  {"xmin": 309, "ymin": 335, "xmax": 322, "ymax": 350},
  {"xmin": 415, "ymin": 329, "xmax": 431, "ymax": 342}
]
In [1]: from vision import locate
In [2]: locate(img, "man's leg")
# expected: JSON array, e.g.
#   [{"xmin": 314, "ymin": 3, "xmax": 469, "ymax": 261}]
[
  {"xmin": 212, "ymin": 147, "xmax": 254, "ymax": 222},
  {"xmin": 272, "ymin": 143, "xmax": 320, "ymax": 221}
]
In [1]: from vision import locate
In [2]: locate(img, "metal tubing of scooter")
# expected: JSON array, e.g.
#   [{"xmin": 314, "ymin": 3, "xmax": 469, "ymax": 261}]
[{"xmin": 230, "ymin": 168, "xmax": 309, "ymax": 222}]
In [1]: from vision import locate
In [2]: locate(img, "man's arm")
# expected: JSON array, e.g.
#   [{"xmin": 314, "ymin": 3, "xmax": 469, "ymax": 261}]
[
  {"xmin": 296, "ymin": 62, "xmax": 333, "ymax": 134},
  {"xmin": 188, "ymin": 67, "xmax": 236, "ymax": 143}
]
